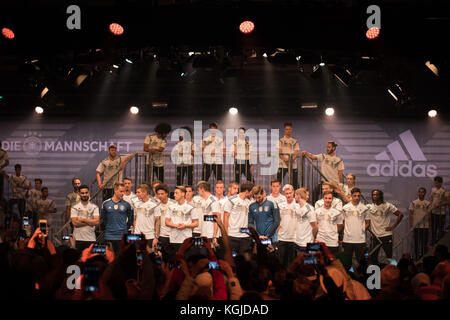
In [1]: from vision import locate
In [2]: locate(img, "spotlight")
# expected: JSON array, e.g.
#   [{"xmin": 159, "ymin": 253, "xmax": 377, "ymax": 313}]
[
  {"xmin": 366, "ymin": 27, "xmax": 380, "ymax": 39},
  {"xmin": 239, "ymin": 21, "xmax": 255, "ymax": 34},
  {"xmin": 35, "ymin": 106, "xmax": 44, "ymax": 114},
  {"xmin": 113, "ymin": 64, "xmax": 119, "ymax": 69},
  {"xmin": 325, "ymin": 107, "xmax": 335, "ymax": 116},
  {"xmin": 319, "ymin": 62, "xmax": 325, "ymax": 67},
  {"xmin": 263, "ymin": 53, "xmax": 268, "ymax": 58},
  {"xmin": 428, "ymin": 109, "xmax": 437, "ymax": 118},
  {"xmin": 229, "ymin": 107, "xmax": 238, "ymax": 115},
  {"xmin": 2, "ymin": 27, "xmax": 14, "ymax": 40},
  {"xmin": 387, "ymin": 83, "xmax": 411, "ymax": 105},
  {"xmin": 188, "ymin": 52, "xmax": 194, "ymax": 56},
  {"xmin": 40, "ymin": 87, "xmax": 49, "ymax": 98},
  {"xmin": 109, "ymin": 23, "xmax": 124, "ymax": 36},
  {"xmin": 425, "ymin": 61, "xmax": 439, "ymax": 77},
  {"xmin": 130, "ymin": 106, "xmax": 139, "ymax": 114},
  {"xmin": 125, "ymin": 58, "xmax": 133, "ymax": 64}
]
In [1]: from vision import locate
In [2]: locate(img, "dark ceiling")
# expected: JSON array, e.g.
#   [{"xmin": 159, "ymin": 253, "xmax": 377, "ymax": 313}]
[{"xmin": 0, "ymin": 0, "xmax": 449, "ymax": 119}]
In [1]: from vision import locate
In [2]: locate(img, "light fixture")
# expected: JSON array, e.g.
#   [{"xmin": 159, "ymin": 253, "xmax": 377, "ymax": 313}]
[
  {"xmin": 428, "ymin": 109, "xmax": 437, "ymax": 118},
  {"xmin": 301, "ymin": 104, "xmax": 318, "ymax": 109},
  {"xmin": 130, "ymin": 106, "xmax": 139, "ymax": 114},
  {"xmin": 113, "ymin": 64, "xmax": 119, "ymax": 69},
  {"xmin": 2, "ymin": 27, "xmax": 14, "ymax": 40},
  {"xmin": 366, "ymin": 27, "xmax": 380, "ymax": 39},
  {"xmin": 425, "ymin": 61, "xmax": 439, "ymax": 77},
  {"xmin": 239, "ymin": 21, "xmax": 255, "ymax": 34},
  {"xmin": 125, "ymin": 58, "xmax": 133, "ymax": 64},
  {"xmin": 229, "ymin": 107, "xmax": 238, "ymax": 115},
  {"xmin": 325, "ymin": 107, "xmax": 335, "ymax": 116},
  {"xmin": 35, "ymin": 106, "xmax": 44, "ymax": 114},
  {"xmin": 109, "ymin": 23, "xmax": 124, "ymax": 36}
]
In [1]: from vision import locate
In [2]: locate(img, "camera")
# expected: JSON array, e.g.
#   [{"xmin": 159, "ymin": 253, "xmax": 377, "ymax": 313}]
[
  {"xmin": 208, "ymin": 261, "xmax": 219, "ymax": 269},
  {"xmin": 126, "ymin": 234, "xmax": 142, "ymax": 243},
  {"xmin": 203, "ymin": 215, "xmax": 215, "ymax": 222},
  {"xmin": 192, "ymin": 237, "xmax": 204, "ymax": 246},
  {"xmin": 92, "ymin": 244, "xmax": 106, "ymax": 254},
  {"xmin": 62, "ymin": 235, "xmax": 70, "ymax": 240},
  {"xmin": 240, "ymin": 228, "xmax": 250, "ymax": 234},
  {"xmin": 261, "ymin": 238, "xmax": 272, "ymax": 245},
  {"xmin": 306, "ymin": 243, "xmax": 321, "ymax": 253}
]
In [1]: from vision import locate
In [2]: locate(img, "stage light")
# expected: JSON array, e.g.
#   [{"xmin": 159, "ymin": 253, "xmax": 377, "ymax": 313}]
[
  {"xmin": 130, "ymin": 106, "xmax": 139, "ymax": 114},
  {"xmin": 239, "ymin": 21, "xmax": 255, "ymax": 34},
  {"xmin": 125, "ymin": 58, "xmax": 133, "ymax": 64},
  {"xmin": 40, "ymin": 87, "xmax": 49, "ymax": 98},
  {"xmin": 366, "ymin": 27, "xmax": 380, "ymax": 39},
  {"xmin": 325, "ymin": 107, "xmax": 335, "ymax": 116},
  {"xmin": 188, "ymin": 52, "xmax": 194, "ymax": 56},
  {"xmin": 113, "ymin": 64, "xmax": 119, "ymax": 69},
  {"xmin": 229, "ymin": 107, "xmax": 238, "ymax": 115},
  {"xmin": 425, "ymin": 61, "xmax": 439, "ymax": 77},
  {"xmin": 428, "ymin": 109, "xmax": 437, "ymax": 118},
  {"xmin": 35, "ymin": 106, "xmax": 44, "ymax": 114},
  {"xmin": 263, "ymin": 53, "xmax": 268, "ymax": 58},
  {"xmin": 109, "ymin": 23, "xmax": 124, "ymax": 36},
  {"xmin": 319, "ymin": 62, "xmax": 325, "ymax": 67},
  {"xmin": 2, "ymin": 27, "xmax": 14, "ymax": 39}
]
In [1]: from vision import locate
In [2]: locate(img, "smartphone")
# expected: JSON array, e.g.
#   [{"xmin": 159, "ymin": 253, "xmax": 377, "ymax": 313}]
[
  {"xmin": 84, "ymin": 265, "xmax": 100, "ymax": 292},
  {"xmin": 126, "ymin": 234, "xmax": 142, "ymax": 243},
  {"xmin": 349, "ymin": 266, "xmax": 354, "ymax": 273},
  {"xmin": 208, "ymin": 261, "xmax": 219, "ymax": 270},
  {"xmin": 240, "ymin": 228, "xmax": 250, "ymax": 233},
  {"xmin": 192, "ymin": 237, "xmax": 204, "ymax": 246},
  {"xmin": 39, "ymin": 220, "xmax": 48, "ymax": 235},
  {"xmin": 304, "ymin": 253, "xmax": 318, "ymax": 265},
  {"xmin": 364, "ymin": 250, "xmax": 369, "ymax": 259},
  {"xmin": 23, "ymin": 217, "xmax": 29, "ymax": 227},
  {"xmin": 306, "ymin": 243, "xmax": 321, "ymax": 253},
  {"xmin": 387, "ymin": 258, "xmax": 397, "ymax": 266},
  {"xmin": 62, "ymin": 235, "xmax": 70, "ymax": 240},
  {"xmin": 136, "ymin": 251, "xmax": 143, "ymax": 264},
  {"xmin": 261, "ymin": 238, "xmax": 272, "ymax": 245},
  {"xmin": 92, "ymin": 244, "xmax": 106, "ymax": 254},
  {"xmin": 203, "ymin": 215, "xmax": 215, "ymax": 222},
  {"xmin": 232, "ymin": 250, "xmax": 237, "ymax": 258},
  {"xmin": 155, "ymin": 256, "xmax": 162, "ymax": 265}
]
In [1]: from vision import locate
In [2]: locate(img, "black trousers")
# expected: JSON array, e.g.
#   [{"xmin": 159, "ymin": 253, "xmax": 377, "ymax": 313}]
[
  {"xmin": 176, "ymin": 165, "xmax": 193, "ymax": 186},
  {"xmin": 277, "ymin": 240, "xmax": 297, "ymax": 269},
  {"xmin": 229, "ymin": 236, "xmax": 253, "ymax": 255},
  {"xmin": 102, "ymin": 188, "xmax": 114, "ymax": 202},
  {"xmin": 277, "ymin": 168, "xmax": 299, "ymax": 189},
  {"xmin": 431, "ymin": 214, "xmax": 446, "ymax": 245},
  {"xmin": 159, "ymin": 236, "xmax": 171, "ymax": 262},
  {"xmin": 202, "ymin": 164, "xmax": 223, "ymax": 182},
  {"xmin": 167, "ymin": 242, "xmax": 181, "ymax": 264},
  {"xmin": 370, "ymin": 235, "xmax": 393, "ymax": 265},
  {"xmin": 145, "ymin": 165, "xmax": 164, "ymax": 183},
  {"xmin": 235, "ymin": 161, "xmax": 253, "ymax": 184},
  {"xmin": 414, "ymin": 228, "xmax": 429, "ymax": 260},
  {"xmin": 342, "ymin": 242, "xmax": 365, "ymax": 261},
  {"xmin": 7, "ymin": 198, "xmax": 26, "ymax": 220},
  {"xmin": 76, "ymin": 241, "xmax": 94, "ymax": 255},
  {"xmin": 0, "ymin": 174, "xmax": 4, "ymax": 202}
]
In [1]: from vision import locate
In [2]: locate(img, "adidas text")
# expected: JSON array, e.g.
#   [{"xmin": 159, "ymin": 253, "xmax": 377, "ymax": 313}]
[{"xmin": 367, "ymin": 160, "xmax": 437, "ymax": 178}]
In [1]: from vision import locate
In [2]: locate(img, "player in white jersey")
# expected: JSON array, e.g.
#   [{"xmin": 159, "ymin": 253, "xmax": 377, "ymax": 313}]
[
  {"xmin": 191, "ymin": 186, "xmax": 203, "ymax": 238},
  {"xmin": 267, "ymin": 179, "xmax": 287, "ymax": 206},
  {"xmin": 70, "ymin": 185, "xmax": 100, "ymax": 253},
  {"xmin": 223, "ymin": 181, "xmax": 254, "ymax": 255},
  {"xmin": 315, "ymin": 182, "xmax": 343, "ymax": 212},
  {"xmin": 409, "ymin": 187, "xmax": 431, "ymax": 260},
  {"xmin": 277, "ymin": 184, "xmax": 300, "ymax": 268},
  {"xmin": 133, "ymin": 184, "xmax": 160, "ymax": 249},
  {"xmin": 123, "ymin": 177, "xmax": 139, "ymax": 208},
  {"xmin": 430, "ymin": 176, "xmax": 450, "ymax": 245},
  {"xmin": 342, "ymin": 188, "xmax": 370, "ymax": 263},
  {"xmin": 367, "ymin": 189, "xmax": 403, "ymax": 265},
  {"xmin": 315, "ymin": 191, "xmax": 344, "ymax": 255},
  {"xmin": 154, "ymin": 183, "xmax": 177, "ymax": 262},
  {"xmin": 165, "ymin": 186, "xmax": 198, "ymax": 262},
  {"xmin": 277, "ymin": 123, "xmax": 300, "ymax": 189},
  {"xmin": 294, "ymin": 188, "xmax": 317, "ymax": 253}
]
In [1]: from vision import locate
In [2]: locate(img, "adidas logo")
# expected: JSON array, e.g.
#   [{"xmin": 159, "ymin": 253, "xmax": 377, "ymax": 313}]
[{"xmin": 367, "ymin": 130, "xmax": 438, "ymax": 177}]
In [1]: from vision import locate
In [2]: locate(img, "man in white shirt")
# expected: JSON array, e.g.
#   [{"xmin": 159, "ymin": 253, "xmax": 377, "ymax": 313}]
[
  {"xmin": 294, "ymin": 188, "xmax": 317, "ymax": 253},
  {"xmin": 277, "ymin": 184, "xmax": 300, "ymax": 268},
  {"xmin": 202, "ymin": 122, "xmax": 224, "ymax": 182},
  {"xmin": 185, "ymin": 185, "xmax": 194, "ymax": 205},
  {"xmin": 342, "ymin": 187, "xmax": 370, "ymax": 262},
  {"xmin": 123, "ymin": 177, "xmax": 138, "ymax": 208},
  {"xmin": 65, "ymin": 177, "xmax": 81, "ymax": 225},
  {"xmin": 191, "ymin": 182, "xmax": 204, "ymax": 238},
  {"xmin": 302, "ymin": 141, "xmax": 344, "ymax": 185},
  {"xmin": 430, "ymin": 176, "xmax": 450, "ymax": 245},
  {"xmin": 315, "ymin": 182, "xmax": 343, "ymax": 212},
  {"xmin": 267, "ymin": 179, "xmax": 287, "ymax": 206},
  {"xmin": 277, "ymin": 123, "xmax": 300, "ymax": 189},
  {"xmin": 26, "ymin": 178, "xmax": 42, "ymax": 229},
  {"xmin": 71, "ymin": 185, "xmax": 100, "ymax": 253},
  {"xmin": 214, "ymin": 180, "xmax": 226, "ymax": 201},
  {"xmin": 223, "ymin": 181, "xmax": 254, "ymax": 254},
  {"xmin": 143, "ymin": 123, "xmax": 171, "ymax": 183},
  {"xmin": 154, "ymin": 183, "xmax": 177, "ymax": 262},
  {"xmin": 315, "ymin": 191, "xmax": 344, "ymax": 255},
  {"xmin": 133, "ymin": 184, "xmax": 160, "ymax": 250},
  {"xmin": 367, "ymin": 189, "xmax": 404, "ymax": 265},
  {"xmin": 1, "ymin": 164, "xmax": 31, "ymax": 220},
  {"xmin": 165, "ymin": 186, "xmax": 198, "ymax": 262},
  {"xmin": 233, "ymin": 127, "xmax": 254, "ymax": 183},
  {"xmin": 173, "ymin": 126, "xmax": 195, "ymax": 186},
  {"xmin": 35, "ymin": 187, "xmax": 57, "ymax": 235},
  {"xmin": 409, "ymin": 187, "xmax": 431, "ymax": 260}
]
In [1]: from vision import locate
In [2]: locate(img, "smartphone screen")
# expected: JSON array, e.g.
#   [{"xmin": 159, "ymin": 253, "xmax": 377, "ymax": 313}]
[
  {"xmin": 92, "ymin": 245, "xmax": 106, "ymax": 254},
  {"xmin": 192, "ymin": 237, "xmax": 204, "ymax": 246},
  {"xmin": 304, "ymin": 254, "xmax": 317, "ymax": 265},
  {"xmin": 23, "ymin": 218, "xmax": 29, "ymax": 226},
  {"xmin": 137, "ymin": 252, "xmax": 143, "ymax": 263},
  {"xmin": 261, "ymin": 238, "xmax": 272, "ymax": 245},
  {"xmin": 306, "ymin": 243, "xmax": 321, "ymax": 252},
  {"xmin": 84, "ymin": 265, "xmax": 100, "ymax": 292},
  {"xmin": 240, "ymin": 228, "xmax": 250, "ymax": 233},
  {"xmin": 232, "ymin": 250, "xmax": 237, "ymax": 258},
  {"xmin": 203, "ymin": 215, "xmax": 215, "ymax": 222},
  {"xmin": 62, "ymin": 235, "xmax": 70, "ymax": 240},
  {"xmin": 127, "ymin": 234, "xmax": 142, "ymax": 243},
  {"xmin": 208, "ymin": 261, "xmax": 219, "ymax": 269},
  {"xmin": 39, "ymin": 222, "xmax": 47, "ymax": 234}
]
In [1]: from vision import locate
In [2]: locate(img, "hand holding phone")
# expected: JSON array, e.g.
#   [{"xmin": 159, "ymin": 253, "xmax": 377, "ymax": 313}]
[
  {"xmin": 204, "ymin": 215, "xmax": 215, "ymax": 222},
  {"xmin": 126, "ymin": 234, "xmax": 142, "ymax": 243},
  {"xmin": 261, "ymin": 238, "xmax": 272, "ymax": 245},
  {"xmin": 192, "ymin": 237, "xmax": 204, "ymax": 246},
  {"xmin": 39, "ymin": 219, "xmax": 48, "ymax": 237},
  {"xmin": 306, "ymin": 243, "xmax": 321, "ymax": 253},
  {"xmin": 92, "ymin": 244, "xmax": 106, "ymax": 254},
  {"xmin": 208, "ymin": 261, "xmax": 219, "ymax": 269}
]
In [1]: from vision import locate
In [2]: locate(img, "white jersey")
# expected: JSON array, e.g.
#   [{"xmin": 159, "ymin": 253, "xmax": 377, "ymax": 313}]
[
  {"xmin": 223, "ymin": 195, "xmax": 251, "ymax": 238},
  {"xmin": 267, "ymin": 194, "xmax": 287, "ymax": 206},
  {"xmin": 202, "ymin": 135, "xmax": 224, "ymax": 164},
  {"xmin": 342, "ymin": 202, "xmax": 370, "ymax": 243},
  {"xmin": 367, "ymin": 202, "xmax": 398, "ymax": 238},
  {"xmin": 192, "ymin": 195, "xmax": 203, "ymax": 234},
  {"xmin": 123, "ymin": 192, "xmax": 139, "ymax": 209},
  {"xmin": 71, "ymin": 202, "xmax": 99, "ymax": 242},
  {"xmin": 133, "ymin": 197, "xmax": 160, "ymax": 239},
  {"xmin": 431, "ymin": 187, "xmax": 447, "ymax": 215},
  {"xmin": 314, "ymin": 153, "xmax": 344, "ymax": 183},
  {"xmin": 294, "ymin": 203, "xmax": 316, "ymax": 247},
  {"xmin": 155, "ymin": 199, "xmax": 177, "ymax": 237},
  {"xmin": 409, "ymin": 199, "xmax": 431, "ymax": 228},
  {"xmin": 315, "ymin": 206, "xmax": 343, "ymax": 247},
  {"xmin": 200, "ymin": 195, "xmax": 222, "ymax": 239},
  {"xmin": 278, "ymin": 200, "xmax": 300, "ymax": 242},
  {"xmin": 315, "ymin": 197, "xmax": 343, "ymax": 212},
  {"xmin": 167, "ymin": 201, "xmax": 197, "ymax": 244}
]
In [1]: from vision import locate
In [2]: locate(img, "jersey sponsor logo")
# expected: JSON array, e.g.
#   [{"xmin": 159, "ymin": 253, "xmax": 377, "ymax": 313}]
[
  {"xmin": 264, "ymin": 206, "xmax": 269, "ymax": 212},
  {"xmin": 367, "ymin": 130, "xmax": 437, "ymax": 178},
  {"xmin": 119, "ymin": 205, "xmax": 125, "ymax": 211}
]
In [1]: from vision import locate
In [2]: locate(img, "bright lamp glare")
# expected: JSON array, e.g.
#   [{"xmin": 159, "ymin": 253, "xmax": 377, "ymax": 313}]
[
  {"xmin": 325, "ymin": 107, "xmax": 335, "ymax": 116},
  {"xmin": 428, "ymin": 109, "xmax": 437, "ymax": 118},
  {"xmin": 130, "ymin": 106, "xmax": 139, "ymax": 114},
  {"xmin": 229, "ymin": 107, "xmax": 238, "ymax": 115},
  {"xmin": 35, "ymin": 106, "xmax": 44, "ymax": 114}
]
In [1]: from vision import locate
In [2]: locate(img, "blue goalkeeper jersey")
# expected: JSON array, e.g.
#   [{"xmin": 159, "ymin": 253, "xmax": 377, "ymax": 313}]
[
  {"xmin": 101, "ymin": 198, "xmax": 134, "ymax": 240},
  {"xmin": 249, "ymin": 199, "xmax": 280, "ymax": 242}
]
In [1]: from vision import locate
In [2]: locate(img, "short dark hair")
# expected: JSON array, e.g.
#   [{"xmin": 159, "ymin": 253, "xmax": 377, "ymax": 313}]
[
  {"xmin": 79, "ymin": 185, "xmax": 89, "ymax": 192},
  {"xmin": 372, "ymin": 189, "xmax": 384, "ymax": 202},
  {"xmin": 155, "ymin": 183, "xmax": 170, "ymax": 194},
  {"xmin": 240, "ymin": 181, "xmax": 254, "ymax": 193},
  {"xmin": 328, "ymin": 141, "xmax": 338, "ymax": 148},
  {"xmin": 72, "ymin": 177, "xmax": 80, "ymax": 184},
  {"xmin": 351, "ymin": 187, "xmax": 361, "ymax": 195},
  {"xmin": 284, "ymin": 123, "xmax": 292, "ymax": 128},
  {"xmin": 155, "ymin": 123, "xmax": 172, "ymax": 134},
  {"xmin": 34, "ymin": 178, "xmax": 42, "ymax": 184},
  {"xmin": 152, "ymin": 179, "xmax": 162, "ymax": 187},
  {"xmin": 174, "ymin": 186, "xmax": 186, "ymax": 194},
  {"xmin": 209, "ymin": 122, "xmax": 218, "ymax": 129},
  {"xmin": 197, "ymin": 181, "xmax": 211, "ymax": 192},
  {"xmin": 434, "ymin": 176, "xmax": 443, "ymax": 184},
  {"xmin": 185, "ymin": 185, "xmax": 193, "ymax": 191},
  {"xmin": 239, "ymin": 127, "xmax": 246, "ymax": 131},
  {"xmin": 15, "ymin": 164, "xmax": 21, "ymax": 169},
  {"xmin": 270, "ymin": 179, "xmax": 280, "ymax": 185},
  {"xmin": 123, "ymin": 177, "xmax": 132, "ymax": 182},
  {"xmin": 41, "ymin": 187, "xmax": 49, "ymax": 192},
  {"xmin": 418, "ymin": 187, "xmax": 427, "ymax": 194}
]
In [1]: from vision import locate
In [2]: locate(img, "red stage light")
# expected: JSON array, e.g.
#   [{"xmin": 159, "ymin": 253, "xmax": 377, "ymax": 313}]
[
  {"xmin": 366, "ymin": 27, "xmax": 380, "ymax": 40},
  {"xmin": 239, "ymin": 21, "xmax": 255, "ymax": 34},
  {"xmin": 2, "ymin": 28, "xmax": 15, "ymax": 40},
  {"xmin": 109, "ymin": 23, "xmax": 124, "ymax": 36}
]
